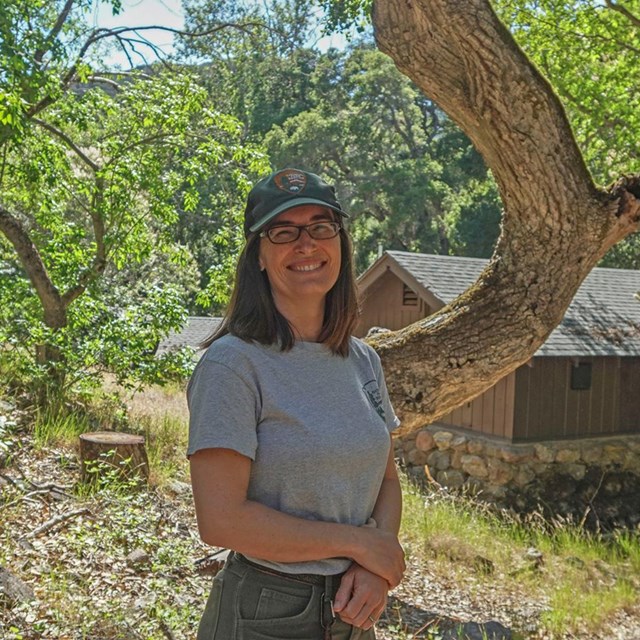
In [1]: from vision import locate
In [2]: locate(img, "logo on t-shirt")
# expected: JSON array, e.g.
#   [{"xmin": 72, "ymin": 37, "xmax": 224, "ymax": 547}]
[{"xmin": 363, "ymin": 380, "xmax": 386, "ymax": 422}]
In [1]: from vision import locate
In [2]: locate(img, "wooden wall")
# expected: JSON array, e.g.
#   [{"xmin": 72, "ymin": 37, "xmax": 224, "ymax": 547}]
[
  {"xmin": 438, "ymin": 373, "xmax": 516, "ymax": 439},
  {"xmin": 512, "ymin": 356, "xmax": 640, "ymax": 440},
  {"xmin": 356, "ymin": 269, "xmax": 430, "ymax": 337}
]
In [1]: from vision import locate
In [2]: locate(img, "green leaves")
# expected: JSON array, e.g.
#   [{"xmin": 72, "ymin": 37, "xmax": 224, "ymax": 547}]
[
  {"xmin": 264, "ymin": 44, "xmax": 501, "ymax": 269},
  {"xmin": 0, "ymin": 1, "xmax": 266, "ymax": 402},
  {"xmin": 493, "ymin": 0, "xmax": 640, "ymax": 184}
]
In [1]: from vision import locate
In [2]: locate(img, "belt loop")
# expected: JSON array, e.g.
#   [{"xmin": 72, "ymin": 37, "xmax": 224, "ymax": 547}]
[{"xmin": 321, "ymin": 574, "xmax": 335, "ymax": 640}]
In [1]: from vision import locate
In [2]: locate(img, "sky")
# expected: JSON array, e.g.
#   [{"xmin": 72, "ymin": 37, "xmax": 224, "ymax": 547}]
[
  {"xmin": 90, "ymin": 0, "xmax": 185, "ymax": 68},
  {"xmin": 90, "ymin": 0, "xmax": 349, "ymax": 69}
]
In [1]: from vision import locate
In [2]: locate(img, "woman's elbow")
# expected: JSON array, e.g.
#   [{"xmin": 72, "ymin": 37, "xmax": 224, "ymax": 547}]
[{"xmin": 194, "ymin": 502, "xmax": 245, "ymax": 548}]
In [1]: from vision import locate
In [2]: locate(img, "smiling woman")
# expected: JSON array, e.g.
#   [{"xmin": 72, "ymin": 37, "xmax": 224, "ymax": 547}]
[{"xmin": 187, "ymin": 168, "xmax": 405, "ymax": 639}]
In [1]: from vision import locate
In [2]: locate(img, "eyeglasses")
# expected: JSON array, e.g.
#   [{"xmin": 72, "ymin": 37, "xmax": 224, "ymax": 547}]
[{"xmin": 260, "ymin": 221, "xmax": 341, "ymax": 244}]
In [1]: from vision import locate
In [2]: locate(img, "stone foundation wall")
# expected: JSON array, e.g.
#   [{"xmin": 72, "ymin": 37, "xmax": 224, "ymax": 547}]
[{"xmin": 395, "ymin": 425, "xmax": 640, "ymax": 529}]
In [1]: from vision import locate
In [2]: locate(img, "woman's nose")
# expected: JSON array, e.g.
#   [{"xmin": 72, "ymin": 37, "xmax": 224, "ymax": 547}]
[{"xmin": 294, "ymin": 227, "xmax": 318, "ymax": 250}]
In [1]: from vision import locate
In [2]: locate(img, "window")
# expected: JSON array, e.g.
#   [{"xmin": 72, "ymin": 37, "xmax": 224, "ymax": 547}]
[
  {"xmin": 571, "ymin": 362, "xmax": 592, "ymax": 391},
  {"xmin": 402, "ymin": 284, "xmax": 418, "ymax": 306}
]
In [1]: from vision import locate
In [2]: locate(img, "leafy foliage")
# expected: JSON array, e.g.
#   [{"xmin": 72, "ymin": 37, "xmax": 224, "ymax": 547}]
[
  {"xmin": 494, "ymin": 0, "xmax": 640, "ymax": 185},
  {"xmin": 0, "ymin": 0, "xmax": 266, "ymax": 402},
  {"xmin": 264, "ymin": 44, "xmax": 502, "ymax": 270},
  {"xmin": 180, "ymin": 4, "xmax": 502, "ymax": 272}
]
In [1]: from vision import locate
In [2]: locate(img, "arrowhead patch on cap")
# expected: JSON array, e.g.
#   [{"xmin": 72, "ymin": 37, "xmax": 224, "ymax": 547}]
[{"xmin": 274, "ymin": 169, "xmax": 307, "ymax": 194}]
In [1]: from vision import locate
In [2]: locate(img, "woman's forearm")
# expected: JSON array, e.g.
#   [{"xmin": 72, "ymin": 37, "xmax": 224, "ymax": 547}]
[
  {"xmin": 371, "ymin": 475, "xmax": 402, "ymax": 535},
  {"xmin": 197, "ymin": 496, "xmax": 404, "ymax": 585},
  {"xmin": 198, "ymin": 495, "xmax": 360, "ymax": 561},
  {"xmin": 190, "ymin": 448, "xmax": 405, "ymax": 585}
]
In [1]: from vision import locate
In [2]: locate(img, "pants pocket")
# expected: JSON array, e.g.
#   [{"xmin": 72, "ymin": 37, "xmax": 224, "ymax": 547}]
[
  {"xmin": 237, "ymin": 579, "xmax": 319, "ymax": 639},
  {"xmin": 254, "ymin": 587, "xmax": 310, "ymax": 620},
  {"xmin": 332, "ymin": 616, "xmax": 377, "ymax": 640}
]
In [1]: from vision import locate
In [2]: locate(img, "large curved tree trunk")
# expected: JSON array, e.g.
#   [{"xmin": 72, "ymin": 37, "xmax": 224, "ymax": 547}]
[{"xmin": 370, "ymin": 0, "xmax": 640, "ymax": 435}]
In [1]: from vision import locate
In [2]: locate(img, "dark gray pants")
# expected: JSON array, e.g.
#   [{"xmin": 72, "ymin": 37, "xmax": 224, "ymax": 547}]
[{"xmin": 197, "ymin": 553, "xmax": 376, "ymax": 640}]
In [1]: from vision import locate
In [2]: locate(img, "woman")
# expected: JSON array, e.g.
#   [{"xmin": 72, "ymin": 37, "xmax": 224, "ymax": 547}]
[{"xmin": 188, "ymin": 168, "xmax": 405, "ymax": 640}]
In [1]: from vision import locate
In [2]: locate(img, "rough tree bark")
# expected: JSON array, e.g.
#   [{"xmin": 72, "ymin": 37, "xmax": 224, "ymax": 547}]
[{"xmin": 369, "ymin": 0, "xmax": 640, "ymax": 435}]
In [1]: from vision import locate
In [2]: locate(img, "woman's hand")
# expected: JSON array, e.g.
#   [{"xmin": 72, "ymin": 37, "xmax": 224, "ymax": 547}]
[
  {"xmin": 353, "ymin": 527, "xmax": 405, "ymax": 588},
  {"xmin": 333, "ymin": 563, "xmax": 388, "ymax": 630}
]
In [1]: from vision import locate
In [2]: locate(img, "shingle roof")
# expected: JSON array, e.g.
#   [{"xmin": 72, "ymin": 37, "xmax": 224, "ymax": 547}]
[
  {"xmin": 384, "ymin": 251, "xmax": 640, "ymax": 357},
  {"xmin": 156, "ymin": 316, "xmax": 222, "ymax": 354}
]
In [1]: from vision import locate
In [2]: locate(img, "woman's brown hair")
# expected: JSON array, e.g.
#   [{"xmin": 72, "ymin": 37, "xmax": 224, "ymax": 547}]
[{"xmin": 201, "ymin": 228, "xmax": 359, "ymax": 356}]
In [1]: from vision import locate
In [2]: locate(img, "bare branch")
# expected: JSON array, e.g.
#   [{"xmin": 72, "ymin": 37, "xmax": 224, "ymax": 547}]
[
  {"xmin": 89, "ymin": 70, "xmax": 153, "ymax": 80},
  {"xmin": 93, "ymin": 21, "xmax": 264, "ymax": 41},
  {"xmin": 24, "ymin": 20, "xmax": 262, "ymax": 119},
  {"xmin": 86, "ymin": 75, "xmax": 121, "ymax": 90},
  {"xmin": 34, "ymin": 0, "xmax": 75, "ymax": 65},
  {"xmin": 604, "ymin": 0, "xmax": 640, "ymax": 29},
  {"xmin": 32, "ymin": 118, "xmax": 100, "ymax": 172}
]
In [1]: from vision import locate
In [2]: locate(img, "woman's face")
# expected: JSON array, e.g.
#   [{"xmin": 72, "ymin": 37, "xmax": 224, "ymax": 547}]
[{"xmin": 258, "ymin": 204, "xmax": 342, "ymax": 308}]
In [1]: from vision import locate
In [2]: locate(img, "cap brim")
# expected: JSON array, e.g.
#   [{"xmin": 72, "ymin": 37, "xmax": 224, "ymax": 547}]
[{"xmin": 249, "ymin": 198, "xmax": 348, "ymax": 234}]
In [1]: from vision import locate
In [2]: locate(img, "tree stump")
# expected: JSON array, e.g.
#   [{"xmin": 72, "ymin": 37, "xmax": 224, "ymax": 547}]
[{"xmin": 79, "ymin": 431, "xmax": 149, "ymax": 484}]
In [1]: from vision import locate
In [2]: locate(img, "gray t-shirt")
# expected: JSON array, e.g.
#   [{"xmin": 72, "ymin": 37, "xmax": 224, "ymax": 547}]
[{"xmin": 187, "ymin": 334, "xmax": 400, "ymax": 575}]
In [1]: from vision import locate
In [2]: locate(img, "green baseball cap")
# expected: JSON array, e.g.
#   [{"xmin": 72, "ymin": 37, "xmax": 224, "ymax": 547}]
[{"xmin": 244, "ymin": 168, "xmax": 348, "ymax": 236}]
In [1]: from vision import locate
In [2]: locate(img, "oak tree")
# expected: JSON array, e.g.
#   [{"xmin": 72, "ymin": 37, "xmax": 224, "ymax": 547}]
[
  {"xmin": 0, "ymin": 0, "xmax": 263, "ymax": 400},
  {"xmin": 330, "ymin": 0, "xmax": 640, "ymax": 434}
]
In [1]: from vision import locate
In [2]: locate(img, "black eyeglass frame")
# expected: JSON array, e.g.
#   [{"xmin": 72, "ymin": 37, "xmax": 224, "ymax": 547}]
[{"xmin": 259, "ymin": 220, "xmax": 342, "ymax": 244}]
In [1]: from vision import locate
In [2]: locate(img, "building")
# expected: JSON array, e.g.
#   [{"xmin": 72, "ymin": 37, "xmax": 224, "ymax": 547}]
[
  {"xmin": 358, "ymin": 251, "xmax": 640, "ymax": 443},
  {"xmin": 156, "ymin": 316, "xmax": 222, "ymax": 358}
]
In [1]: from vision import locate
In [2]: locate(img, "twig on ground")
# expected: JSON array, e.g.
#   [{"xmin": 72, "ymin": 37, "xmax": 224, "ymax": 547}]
[
  {"xmin": 13, "ymin": 466, "xmax": 73, "ymax": 493},
  {"xmin": 21, "ymin": 507, "xmax": 90, "ymax": 540},
  {"xmin": 4, "ymin": 488, "xmax": 56, "ymax": 509},
  {"xmin": 159, "ymin": 619, "xmax": 178, "ymax": 640},
  {"xmin": 0, "ymin": 472, "xmax": 21, "ymax": 487},
  {"xmin": 28, "ymin": 480, "xmax": 74, "ymax": 492}
]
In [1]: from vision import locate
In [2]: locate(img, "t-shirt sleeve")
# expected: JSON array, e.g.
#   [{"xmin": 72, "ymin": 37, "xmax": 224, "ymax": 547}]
[
  {"xmin": 370, "ymin": 350, "xmax": 401, "ymax": 433},
  {"xmin": 186, "ymin": 358, "xmax": 260, "ymax": 459}
]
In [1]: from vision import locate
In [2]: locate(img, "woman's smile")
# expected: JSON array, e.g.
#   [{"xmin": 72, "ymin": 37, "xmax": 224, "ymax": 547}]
[{"xmin": 289, "ymin": 261, "xmax": 325, "ymax": 272}]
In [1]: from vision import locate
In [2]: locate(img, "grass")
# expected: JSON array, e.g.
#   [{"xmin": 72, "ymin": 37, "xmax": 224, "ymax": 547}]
[
  {"xmin": 3, "ymin": 383, "xmax": 639, "ymax": 639},
  {"xmin": 30, "ymin": 380, "xmax": 190, "ymax": 486},
  {"xmin": 400, "ymin": 476, "xmax": 640, "ymax": 637},
  {"xmin": 33, "ymin": 407, "xmax": 91, "ymax": 448},
  {"xmin": 542, "ymin": 579, "xmax": 636, "ymax": 635}
]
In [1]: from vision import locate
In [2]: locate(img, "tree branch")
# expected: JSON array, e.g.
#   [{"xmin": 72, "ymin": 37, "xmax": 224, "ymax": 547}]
[
  {"xmin": 61, "ymin": 178, "xmax": 107, "ymax": 306},
  {"xmin": 33, "ymin": 0, "xmax": 75, "ymax": 65},
  {"xmin": 32, "ymin": 118, "xmax": 100, "ymax": 172},
  {"xmin": 604, "ymin": 0, "xmax": 640, "ymax": 29},
  {"xmin": 374, "ymin": 0, "xmax": 598, "ymax": 218},
  {"xmin": 87, "ymin": 75, "xmax": 121, "ymax": 90},
  {"xmin": 0, "ymin": 205, "xmax": 64, "ymax": 325},
  {"xmin": 367, "ymin": 0, "xmax": 640, "ymax": 432}
]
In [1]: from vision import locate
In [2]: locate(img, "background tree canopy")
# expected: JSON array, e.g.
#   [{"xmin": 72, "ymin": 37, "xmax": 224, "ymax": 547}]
[
  {"xmin": 181, "ymin": 0, "xmax": 503, "ymax": 273},
  {"xmin": 0, "ymin": 0, "xmax": 266, "ymax": 402}
]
